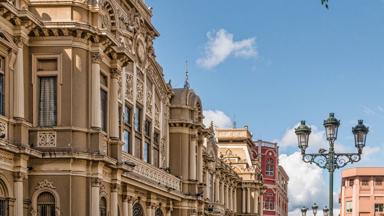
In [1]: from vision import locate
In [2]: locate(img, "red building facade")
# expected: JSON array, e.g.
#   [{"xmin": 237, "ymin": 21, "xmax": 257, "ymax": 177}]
[{"xmin": 255, "ymin": 140, "xmax": 289, "ymax": 216}]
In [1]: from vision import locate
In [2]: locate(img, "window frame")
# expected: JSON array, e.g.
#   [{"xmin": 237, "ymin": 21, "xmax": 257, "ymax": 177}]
[
  {"xmin": 100, "ymin": 72, "xmax": 108, "ymax": 133},
  {"xmin": 0, "ymin": 56, "xmax": 5, "ymax": 116},
  {"xmin": 346, "ymin": 201, "xmax": 352, "ymax": 213},
  {"xmin": 32, "ymin": 54, "xmax": 62, "ymax": 127},
  {"xmin": 266, "ymin": 158, "xmax": 274, "ymax": 176}
]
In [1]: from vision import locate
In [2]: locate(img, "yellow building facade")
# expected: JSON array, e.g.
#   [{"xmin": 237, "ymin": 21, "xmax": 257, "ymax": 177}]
[{"xmin": 0, "ymin": 0, "xmax": 266, "ymax": 215}]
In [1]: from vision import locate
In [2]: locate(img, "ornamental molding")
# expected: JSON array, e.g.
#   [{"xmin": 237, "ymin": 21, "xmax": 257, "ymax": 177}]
[
  {"xmin": 125, "ymin": 72, "xmax": 134, "ymax": 101},
  {"xmin": 136, "ymin": 79, "xmax": 144, "ymax": 104},
  {"xmin": 0, "ymin": 120, "xmax": 7, "ymax": 141},
  {"xmin": 35, "ymin": 179, "xmax": 56, "ymax": 190},
  {"xmin": 37, "ymin": 131, "xmax": 56, "ymax": 147},
  {"xmin": 0, "ymin": 149, "xmax": 13, "ymax": 164}
]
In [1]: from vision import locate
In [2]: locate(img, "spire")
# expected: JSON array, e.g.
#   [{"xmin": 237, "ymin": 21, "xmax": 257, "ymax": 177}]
[{"xmin": 184, "ymin": 60, "xmax": 190, "ymax": 89}]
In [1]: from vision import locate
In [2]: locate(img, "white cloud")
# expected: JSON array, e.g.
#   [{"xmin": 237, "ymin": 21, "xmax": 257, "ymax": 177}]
[
  {"xmin": 203, "ymin": 110, "xmax": 233, "ymax": 128},
  {"xmin": 280, "ymin": 152, "xmax": 328, "ymax": 211},
  {"xmin": 196, "ymin": 29, "xmax": 257, "ymax": 69}
]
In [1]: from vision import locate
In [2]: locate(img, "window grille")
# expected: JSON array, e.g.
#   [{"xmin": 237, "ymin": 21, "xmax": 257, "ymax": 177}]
[
  {"xmin": 37, "ymin": 192, "xmax": 56, "ymax": 216},
  {"xmin": 132, "ymin": 203, "xmax": 144, "ymax": 216},
  {"xmin": 39, "ymin": 77, "xmax": 57, "ymax": 127},
  {"xmin": 0, "ymin": 198, "xmax": 8, "ymax": 216}
]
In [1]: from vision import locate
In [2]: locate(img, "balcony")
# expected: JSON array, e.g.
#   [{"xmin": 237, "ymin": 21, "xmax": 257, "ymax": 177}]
[{"xmin": 122, "ymin": 153, "xmax": 181, "ymax": 191}]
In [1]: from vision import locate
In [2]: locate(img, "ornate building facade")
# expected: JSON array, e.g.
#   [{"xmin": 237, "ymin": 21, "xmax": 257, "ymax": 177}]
[
  {"xmin": 256, "ymin": 140, "xmax": 288, "ymax": 216},
  {"xmin": 215, "ymin": 127, "xmax": 264, "ymax": 216},
  {"xmin": 0, "ymin": 0, "xmax": 274, "ymax": 215}
]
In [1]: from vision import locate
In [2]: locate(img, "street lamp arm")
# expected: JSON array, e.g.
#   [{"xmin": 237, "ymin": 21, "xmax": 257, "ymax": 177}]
[
  {"xmin": 302, "ymin": 153, "xmax": 329, "ymax": 169},
  {"xmin": 334, "ymin": 153, "xmax": 361, "ymax": 169}
]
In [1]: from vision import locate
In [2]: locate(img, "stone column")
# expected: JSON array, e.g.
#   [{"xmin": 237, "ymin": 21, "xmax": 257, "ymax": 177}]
[
  {"xmin": 229, "ymin": 187, "xmax": 233, "ymax": 211},
  {"xmin": 197, "ymin": 142, "xmax": 203, "ymax": 182},
  {"xmin": 242, "ymin": 188, "xmax": 246, "ymax": 213},
  {"xmin": 189, "ymin": 135, "xmax": 197, "ymax": 180},
  {"xmin": 234, "ymin": 188, "xmax": 237, "ymax": 212},
  {"xmin": 215, "ymin": 175, "xmax": 220, "ymax": 203},
  {"xmin": 247, "ymin": 187, "xmax": 251, "ymax": 213},
  {"xmin": 254, "ymin": 190, "xmax": 259, "ymax": 214},
  {"xmin": 91, "ymin": 52, "xmax": 102, "ymax": 129},
  {"xmin": 110, "ymin": 69, "xmax": 120, "ymax": 138},
  {"xmin": 122, "ymin": 196, "xmax": 128, "ymax": 216},
  {"xmin": 224, "ymin": 184, "xmax": 228, "ymax": 209},
  {"xmin": 128, "ymin": 198, "xmax": 133, "ymax": 216},
  {"xmin": 252, "ymin": 190, "xmax": 257, "ymax": 213},
  {"xmin": 13, "ymin": 38, "xmax": 24, "ymax": 119},
  {"xmin": 111, "ymin": 184, "xmax": 119, "ymax": 216},
  {"xmin": 91, "ymin": 178, "xmax": 101, "ymax": 216},
  {"xmin": 14, "ymin": 172, "xmax": 23, "ymax": 216},
  {"xmin": 146, "ymin": 203, "xmax": 152, "ymax": 216},
  {"xmin": 220, "ymin": 181, "xmax": 224, "ymax": 205}
]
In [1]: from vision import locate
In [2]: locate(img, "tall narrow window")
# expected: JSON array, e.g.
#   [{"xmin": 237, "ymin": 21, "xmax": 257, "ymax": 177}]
[
  {"xmin": 0, "ymin": 198, "xmax": 7, "ymax": 216},
  {"xmin": 0, "ymin": 57, "xmax": 4, "ymax": 116},
  {"xmin": 100, "ymin": 89, "xmax": 108, "ymax": 132},
  {"xmin": 123, "ymin": 130, "xmax": 131, "ymax": 153},
  {"xmin": 143, "ymin": 142, "xmax": 149, "ymax": 163},
  {"xmin": 266, "ymin": 158, "xmax": 274, "ymax": 176},
  {"xmin": 100, "ymin": 197, "xmax": 107, "ymax": 216},
  {"xmin": 144, "ymin": 120, "xmax": 151, "ymax": 137},
  {"xmin": 134, "ymin": 106, "xmax": 142, "ymax": 132},
  {"xmin": 346, "ymin": 201, "xmax": 352, "ymax": 213},
  {"xmin": 37, "ymin": 192, "xmax": 56, "ymax": 216},
  {"xmin": 39, "ymin": 77, "xmax": 57, "ymax": 127},
  {"xmin": 124, "ymin": 105, "xmax": 131, "ymax": 125},
  {"xmin": 153, "ymin": 132, "xmax": 160, "ymax": 167}
]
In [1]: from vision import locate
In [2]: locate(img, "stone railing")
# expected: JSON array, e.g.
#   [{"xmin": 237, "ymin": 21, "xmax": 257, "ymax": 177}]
[{"xmin": 122, "ymin": 153, "xmax": 181, "ymax": 191}]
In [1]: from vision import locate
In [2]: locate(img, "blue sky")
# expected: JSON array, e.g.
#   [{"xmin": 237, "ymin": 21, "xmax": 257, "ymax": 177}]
[{"xmin": 147, "ymin": 0, "xmax": 384, "ymax": 213}]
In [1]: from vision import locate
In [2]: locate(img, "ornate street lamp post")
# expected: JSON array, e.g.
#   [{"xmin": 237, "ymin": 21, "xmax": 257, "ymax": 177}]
[{"xmin": 295, "ymin": 113, "xmax": 369, "ymax": 216}]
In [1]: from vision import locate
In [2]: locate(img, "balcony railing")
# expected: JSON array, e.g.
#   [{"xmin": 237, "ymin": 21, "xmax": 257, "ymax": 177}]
[{"xmin": 122, "ymin": 153, "xmax": 181, "ymax": 191}]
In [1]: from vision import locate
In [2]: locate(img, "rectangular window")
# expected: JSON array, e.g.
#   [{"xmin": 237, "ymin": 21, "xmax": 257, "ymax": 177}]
[
  {"xmin": 362, "ymin": 179, "xmax": 369, "ymax": 186},
  {"xmin": 153, "ymin": 131, "xmax": 160, "ymax": 167},
  {"xmin": 144, "ymin": 120, "xmax": 151, "ymax": 137},
  {"xmin": 375, "ymin": 204, "xmax": 384, "ymax": 212},
  {"xmin": 39, "ymin": 77, "xmax": 57, "ymax": 127},
  {"xmin": 0, "ymin": 56, "xmax": 4, "ymax": 116},
  {"xmin": 134, "ymin": 106, "xmax": 142, "ymax": 132},
  {"xmin": 123, "ymin": 105, "xmax": 131, "ymax": 125},
  {"xmin": 349, "ymin": 179, "xmax": 354, "ymax": 187},
  {"xmin": 143, "ymin": 142, "xmax": 150, "ymax": 163},
  {"xmin": 376, "ymin": 179, "xmax": 383, "ymax": 186},
  {"xmin": 100, "ymin": 89, "xmax": 108, "ymax": 132},
  {"xmin": 346, "ymin": 201, "xmax": 352, "ymax": 213},
  {"xmin": 122, "ymin": 130, "xmax": 130, "ymax": 153}
]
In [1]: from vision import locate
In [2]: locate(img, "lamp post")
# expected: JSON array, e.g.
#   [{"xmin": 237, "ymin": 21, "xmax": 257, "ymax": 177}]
[{"xmin": 295, "ymin": 113, "xmax": 369, "ymax": 216}]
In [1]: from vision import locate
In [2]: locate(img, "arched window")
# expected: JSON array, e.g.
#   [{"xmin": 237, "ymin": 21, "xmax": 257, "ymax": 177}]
[
  {"xmin": 266, "ymin": 158, "xmax": 274, "ymax": 176},
  {"xmin": 100, "ymin": 197, "xmax": 107, "ymax": 216},
  {"xmin": 155, "ymin": 208, "xmax": 163, "ymax": 216},
  {"xmin": 133, "ymin": 202, "xmax": 144, "ymax": 216},
  {"xmin": 0, "ymin": 178, "xmax": 8, "ymax": 216},
  {"xmin": 37, "ymin": 192, "xmax": 56, "ymax": 216}
]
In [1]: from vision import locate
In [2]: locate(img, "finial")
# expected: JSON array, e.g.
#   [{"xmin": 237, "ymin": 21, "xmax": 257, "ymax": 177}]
[{"xmin": 184, "ymin": 60, "xmax": 190, "ymax": 89}]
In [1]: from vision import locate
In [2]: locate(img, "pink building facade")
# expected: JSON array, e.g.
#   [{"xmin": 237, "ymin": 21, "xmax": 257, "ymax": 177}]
[
  {"xmin": 256, "ymin": 140, "xmax": 289, "ymax": 216},
  {"xmin": 340, "ymin": 167, "xmax": 384, "ymax": 216}
]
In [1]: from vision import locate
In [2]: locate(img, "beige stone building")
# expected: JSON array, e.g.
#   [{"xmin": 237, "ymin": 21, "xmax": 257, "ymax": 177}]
[
  {"xmin": 216, "ymin": 127, "xmax": 264, "ymax": 216},
  {"xmin": 0, "ymin": 0, "xmax": 268, "ymax": 215}
]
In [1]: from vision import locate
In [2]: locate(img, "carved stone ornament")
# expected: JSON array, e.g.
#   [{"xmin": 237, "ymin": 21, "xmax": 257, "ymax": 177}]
[
  {"xmin": 0, "ymin": 120, "xmax": 7, "ymax": 140},
  {"xmin": 136, "ymin": 80, "xmax": 144, "ymax": 103},
  {"xmin": 136, "ymin": 40, "xmax": 146, "ymax": 63},
  {"xmin": 146, "ymin": 90, "xmax": 153, "ymax": 115},
  {"xmin": 91, "ymin": 52, "xmax": 102, "ymax": 64},
  {"xmin": 154, "ymin": 105, "xmax": 160, "ymax": 128},
  {"xmin": 35, "ymin": 179, "xmax": 56, "ymax": 190},
  {"xmin": 37, "ymin": 131, "xmax": 56, "ymax": 147},
  {"xmin": 125, "ymin": 73, "xmax": 134, "ymax": 101}
]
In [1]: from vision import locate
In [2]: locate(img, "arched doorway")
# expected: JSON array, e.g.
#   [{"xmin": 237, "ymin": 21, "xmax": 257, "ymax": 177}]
[
  {"xmin": 37, "ymin": 192, "xmax": 56, "ymax": 216},
  {"xmin": 132, "ymin": 202, "xmax": 144, "ymax": 216}
]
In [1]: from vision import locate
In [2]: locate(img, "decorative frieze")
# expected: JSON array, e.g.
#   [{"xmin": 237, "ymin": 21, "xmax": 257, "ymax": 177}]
[
  {"xmin": 154, "ymin": 105, "xmax": 160, "ymax": 128},
  {"xmin": 37, "ymin": 131, "xmax": 56, "ymax": 147},
  {"xmin": 0, "ymin": 149, "xmax": 13, "ymax": 164},
  {"xmin": 146, "ymin": 90, "xmax": 152, "ymax": 115},
  {"xmin": 35, "ymin": 179, "xmax": 56, "ymax": 190}
]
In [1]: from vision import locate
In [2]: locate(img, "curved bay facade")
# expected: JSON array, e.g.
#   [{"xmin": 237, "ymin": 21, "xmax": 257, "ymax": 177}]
[{"xmin": 0, "ymin": 0, "xmax": 272, "ymax": 215}]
